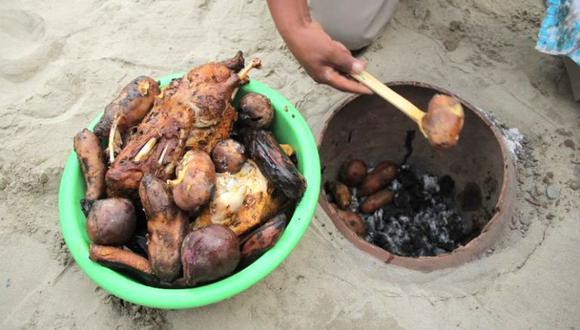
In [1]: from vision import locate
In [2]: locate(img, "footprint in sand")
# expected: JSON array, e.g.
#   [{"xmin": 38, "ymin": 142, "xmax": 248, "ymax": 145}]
[{"xmin": 0, "ymin": 9, "xmax": 64, "ymax": 82}]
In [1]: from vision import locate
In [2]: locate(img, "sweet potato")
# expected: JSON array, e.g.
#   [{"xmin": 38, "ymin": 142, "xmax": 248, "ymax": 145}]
[
  {"xmin": 74, "ymin": 129, "xmax": 106, "ymax": 211},
  {"xmin": 360, "ymin": 189, "xmax": 394, "ymax": 214},
  {"xmin": 167, "ymin": 150, "xmax": 216, "ymax": 212},
  {"xmin": 335, "ymin": 207, "xmax": 366, "ymax": 237},
  {"xmin": 139, "ymin": 174, "xmax": 188, "ymax": 282},
  {"xmin": 89, "ymin": 244, "xmax": 162, "ymax": 285},
  {"xmin": 239, "ymin": 214, "xmax": 287, "ymax": 267},
  {"xmin": 325, "ymin": 181, "xmax": 351, "ymax": 210},
  {"xmin": 358, "ymin": 161, "xmax": 397, "ymax": 197},
  {"xmin": 93, "ymin": 76, "xmax": 160, "ymax": 143},
  {"xmin": 339, "ymin": 159, "xmax": 367, "ymax": 187}
]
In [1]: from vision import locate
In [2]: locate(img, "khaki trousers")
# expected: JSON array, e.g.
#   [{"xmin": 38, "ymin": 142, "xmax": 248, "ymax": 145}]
[{"xmin": 310, "ymin": 0, "xmax": 399, "ymax": 50}]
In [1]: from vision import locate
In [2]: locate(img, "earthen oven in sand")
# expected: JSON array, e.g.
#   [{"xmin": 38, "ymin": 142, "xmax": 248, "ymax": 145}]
[{"xmin": 319, "ymin": 82, "xmax": 516, "ymax": 272}]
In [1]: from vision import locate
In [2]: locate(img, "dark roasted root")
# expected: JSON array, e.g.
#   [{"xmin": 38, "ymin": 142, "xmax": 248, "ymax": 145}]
[
  {"xmin": 325, "ymin": 181, "xmax": 351, "ymax": 210},
  {"xmin": 87, "ymin": 198, "xmax": 136, "ymax": 246},
  {"xmin": 238, "ymin": 93, "xmax": 274, "ymax": 129},
  {"xmin": 335, "ymin": 207, "xmax": 366, "ymax": 237},
  {"xmin": 168, "ymin": 150, "xmax": 215, "ymax": 212},
  {"xmin": 89, "ymin": 244, "xmax": 159, "ymax": 285},
  {"xmin": 239, "ymin": 214, "xmax": 287, "ymax": 268},
  {"xmin": 360, "ymin": 189, "xmax": 394, "ymax": 214},
  {"xmin": 244, "ymin": 130, "xmax": 306, "ymax": 200},
  {"xmin": 139, "ymin": 175, "xmax": 188, "ymax": 282},
  {"xmin": 211, "ymin": 139, "xmax": 246, "ymax": 173},
  {"xmin": 93, "ymin": 76, "xmax": 160, "ymax": 143},
  {"xmin": 340, "ymin": 159, "xmax": 367, "ymax": 187},
  {"xmin": 74, "ymin": 129, "xmax": 106, "ymax": 202},
  {"xmin": 181, "ymin": 225, "xmax": 240, "ymax": 287},
  {"xmin": 358, "ymin": 161, "xmax": 397, "ymax": 197}
]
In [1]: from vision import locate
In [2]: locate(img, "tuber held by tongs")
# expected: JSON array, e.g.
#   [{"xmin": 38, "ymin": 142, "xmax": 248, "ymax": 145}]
[{"xmin": 352, "ymin": 70, "xmax": 464, "ymax": 149}]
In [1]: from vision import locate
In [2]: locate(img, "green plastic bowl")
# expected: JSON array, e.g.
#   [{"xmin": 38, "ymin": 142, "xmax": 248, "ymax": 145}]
[{"xmin": 58, "ymin": 74, "xmax": 321, "ymax": 309}]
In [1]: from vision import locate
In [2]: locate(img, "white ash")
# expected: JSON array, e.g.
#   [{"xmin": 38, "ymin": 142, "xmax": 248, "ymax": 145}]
[
  {"xmin": 502, "ymin": 127, "xmax": 524, "ymax": 158},
  {"xmin": 359, "ymin": 166, "xmax": 467, "ymax": 257},
  {"xmin": 349, "ymin": 187, "xmax": 360, "ymax": 212},
  {"xmin": 475, "ymin": 106, "xmax": 526, "ymax": 159}
]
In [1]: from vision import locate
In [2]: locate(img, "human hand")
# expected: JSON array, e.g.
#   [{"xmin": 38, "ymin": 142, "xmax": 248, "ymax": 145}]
[{"xmin": 282, "ymin": 21, "xmax": 371, "ymax": 94}]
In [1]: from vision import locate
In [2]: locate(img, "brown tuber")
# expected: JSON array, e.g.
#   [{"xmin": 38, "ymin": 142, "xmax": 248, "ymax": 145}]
[
  {"xmin": 335, "ymin": 207, "xmax": 366, "ymax": 237},
  {"xmin": 422, "ymin": 94, "xmax": 465, "ymax": 149},
  {"xmin": 211, "ymin": 139, "xmax": 246, "ymax": 173},
  {"xmin": 87, "ymin": 198, "xmax": 136, "ymax": 245},
  {"xmin": 325, "ymin": 181, "xmax": 351, "ymax": 210},
  {"xmin": 93, "ymin": 76, "xmax": 160, "ymax": 143},
  {"xmin": 239, "ymin": 93, "xmax": 274, "ymax": 129},
  {"xmin": 168, "ymin": 150, "xmax": 216, "ymax": 212},
  {"xmin": 74, "ymin": 129, "xmax": 106, "ymax": 212},
  {"xmin": 339, "ymin": 159, "xmax": 367, "ymax": 187},
  {"xmin": 181, "ymin": 225, "xmax": 240, "ymax": 287},
  {"xmin": 358, "ymin": 160, "xmax": 397, "ymax": 197},
  {"xmin": 89, "ymin": 244, "xmax": 155, "ymax": 282},
  {"xmin": 240, "ymin": 214, "xmax": 287, "ymax": 267},
  {"xmin": 139, "ymin": 174, "xmax": 188, "ymax": 282},
  {"xmin": 360, "ymin": 189, "xmax": 394, "ymax": 214}
]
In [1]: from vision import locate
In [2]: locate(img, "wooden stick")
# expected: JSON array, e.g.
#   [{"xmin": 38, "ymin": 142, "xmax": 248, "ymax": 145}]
[{"xmin": 352, "ymin": 71, "xmax": 426, "ymax": 126}]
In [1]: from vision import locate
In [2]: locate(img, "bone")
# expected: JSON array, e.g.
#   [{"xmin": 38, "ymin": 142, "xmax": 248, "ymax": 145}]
[
  {"xmin": 137, "ymin": 80, "xmax": 150, "ymax": 96},
  {"xmin": 158, "ymin": 144, "xmax": 169, "ymax": 165},
  {"xmin": 237, "ymin": 58, "xmax": 262, "ymax": 82},
  {"xmin": 108, "ymin": 114, "xmax": 122, "ymax": 163},
  {"xmin": 134, "ymin": 137, "xmax": 158, "ymax": 162}
]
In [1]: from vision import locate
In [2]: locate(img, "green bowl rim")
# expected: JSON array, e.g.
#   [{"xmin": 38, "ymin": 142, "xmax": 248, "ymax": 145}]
[{"xmin": 58, "ymin": 75, "xmax": 321, "ymax": 309}]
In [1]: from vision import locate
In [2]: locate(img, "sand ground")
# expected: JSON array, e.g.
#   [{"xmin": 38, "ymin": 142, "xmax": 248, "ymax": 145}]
[{"xmin": 1, "ymin": 0, "xmax": 579, "ymax": 329}]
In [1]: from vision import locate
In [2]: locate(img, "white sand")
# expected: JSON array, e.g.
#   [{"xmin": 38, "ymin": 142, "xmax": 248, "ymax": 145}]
[{"xmin": 1, "ymin": 0, "xmax": 579, "ymax": 329}]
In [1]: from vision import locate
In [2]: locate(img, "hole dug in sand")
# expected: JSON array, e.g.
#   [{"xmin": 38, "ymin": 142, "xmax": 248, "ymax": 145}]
[{"xmin": 319, "ymin": 82, "xmax": 516, "ymax": 272}]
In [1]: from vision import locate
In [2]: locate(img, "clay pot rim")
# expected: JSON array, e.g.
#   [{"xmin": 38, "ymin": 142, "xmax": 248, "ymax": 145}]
[{"xmin": 317, "ymin": 81, "xmax": 516, "ymax": 271}]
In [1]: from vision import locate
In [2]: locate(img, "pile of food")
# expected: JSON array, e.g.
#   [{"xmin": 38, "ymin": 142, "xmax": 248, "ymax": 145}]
[
  {"xmin": 73, "ymin": 52, "xmax": 306, "ymax": 288},
  {"xmin": 325, "ymin": 157, "xmax": 469, "ymax": 257}
]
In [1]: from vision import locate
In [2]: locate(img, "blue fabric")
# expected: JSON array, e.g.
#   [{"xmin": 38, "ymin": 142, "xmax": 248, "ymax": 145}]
[{"xmin": 536, "ymin": 0, "xmax": 580, "ymax": 64}]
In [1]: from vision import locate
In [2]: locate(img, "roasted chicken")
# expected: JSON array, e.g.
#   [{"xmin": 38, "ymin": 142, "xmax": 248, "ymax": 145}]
[{"xmin": 105, "ymin": 52, "xmax": 260, "ymax": 197}]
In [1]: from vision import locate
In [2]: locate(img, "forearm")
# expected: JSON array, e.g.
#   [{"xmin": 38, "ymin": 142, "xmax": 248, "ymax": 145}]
[
  {"xmin": 267, "ymin": 0, "xmax": 311, "ymax": 39},
  {"xmin": 266, "ymin": 0, "xmax": 370, "ymax": 94}
]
